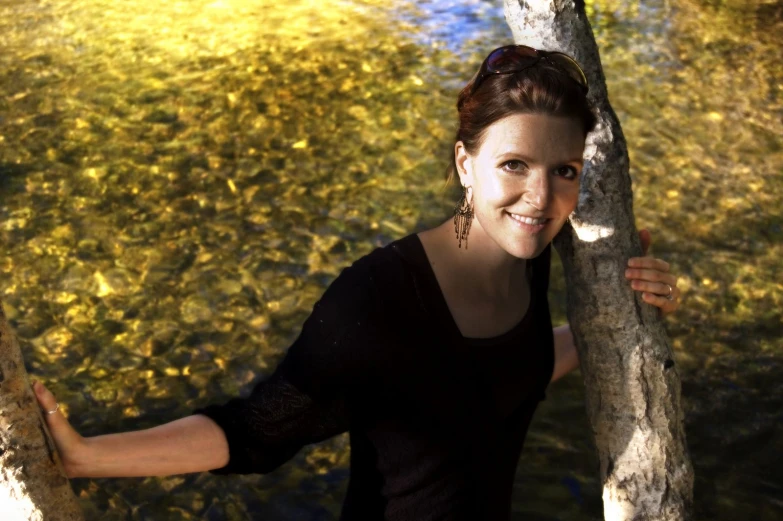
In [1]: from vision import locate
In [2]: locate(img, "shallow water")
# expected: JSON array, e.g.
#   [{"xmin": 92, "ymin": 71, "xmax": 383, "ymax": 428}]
[{"xmin": 0, "ymin": 0, "xmax": 781, "ymax": 519}]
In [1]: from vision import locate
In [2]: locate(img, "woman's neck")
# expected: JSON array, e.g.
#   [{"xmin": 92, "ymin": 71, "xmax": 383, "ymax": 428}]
[{"xmin": 422, "ymin": 218, "xmax": 527, "ymax": 302}]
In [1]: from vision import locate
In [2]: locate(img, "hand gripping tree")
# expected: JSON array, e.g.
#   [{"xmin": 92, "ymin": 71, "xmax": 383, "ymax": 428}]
[
  {"xmin": 503, "ymin": 1, "xmax": 694, "ymax": 520},
  {"xmin": 0, "ymin": 301, "xmax": 84, "ymax": 520}
]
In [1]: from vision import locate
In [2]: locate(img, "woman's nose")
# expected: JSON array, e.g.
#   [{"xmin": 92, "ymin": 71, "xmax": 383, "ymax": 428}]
[{"xmin": 522, "ymin": 170, "xmax": 551, "ymax": 210}]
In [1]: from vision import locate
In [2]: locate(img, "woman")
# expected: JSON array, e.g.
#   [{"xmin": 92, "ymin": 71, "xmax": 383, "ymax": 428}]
[{"xmin": 33, "ymin": 45, "xmax": 681, "ymax": 520}]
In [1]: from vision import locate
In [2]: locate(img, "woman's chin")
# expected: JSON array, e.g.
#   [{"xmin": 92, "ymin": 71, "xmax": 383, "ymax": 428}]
[
  {"xmin": 503, "ymin": 224, "xmax": 558, "ymax": 258},
  {"xmin": 502, "ymin": 238, "xmax": 552, "ymax": 259}
]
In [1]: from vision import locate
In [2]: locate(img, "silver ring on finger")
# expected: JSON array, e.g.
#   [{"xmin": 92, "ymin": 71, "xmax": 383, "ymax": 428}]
[
  {"xmin": 46, "ymin": 402, "xmax": 60, "ymax": 415},
  {"xmin": 665, "ymin": 284, "xmax": 674, "ymax": 301}
]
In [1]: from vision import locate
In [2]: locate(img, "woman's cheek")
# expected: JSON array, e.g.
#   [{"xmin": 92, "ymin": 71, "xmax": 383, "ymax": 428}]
[
  {"xmin": 554, "ymin": 180, "xmax": 579, "ymax": 213},
  {"xmin": 487, "ymin": 177, "xmax": 522, "ymax": 208}
]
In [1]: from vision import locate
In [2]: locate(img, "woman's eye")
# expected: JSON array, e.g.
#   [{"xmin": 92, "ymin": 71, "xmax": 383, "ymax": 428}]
[
  {"xmin": 502, "ymin": 160, "xmax": 527, "ymax": 173},
  {"xmin": 556, "ymin": 166, "xmax": 578, "ymax": 179}
]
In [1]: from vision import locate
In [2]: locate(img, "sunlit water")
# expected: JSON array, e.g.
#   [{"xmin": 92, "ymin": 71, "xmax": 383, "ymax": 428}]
[{"xmin": 0, "ymin": 0, "xmax": 781, "ymax": 519}]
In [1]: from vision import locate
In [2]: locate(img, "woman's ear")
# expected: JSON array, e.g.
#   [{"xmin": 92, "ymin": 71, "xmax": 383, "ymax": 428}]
[{"xmin": 454, "ymin": 141, "xmax": 473, "ymax": 186}]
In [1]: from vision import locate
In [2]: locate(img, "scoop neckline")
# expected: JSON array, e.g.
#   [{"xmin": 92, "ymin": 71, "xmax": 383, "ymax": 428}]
[{"xmin": 403, "ymin": 233, "xmax": 535, "ymax": 347}]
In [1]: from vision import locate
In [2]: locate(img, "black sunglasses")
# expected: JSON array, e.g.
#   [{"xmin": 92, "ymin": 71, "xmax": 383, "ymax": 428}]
[{"xmin": 469, "ymin": 45, "xmax": 589, "ymax": 97}]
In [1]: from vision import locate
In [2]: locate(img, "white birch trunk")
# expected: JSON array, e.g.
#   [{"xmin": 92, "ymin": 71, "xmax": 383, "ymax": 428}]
[{"xmin": 502, "ymin": 1, "xmax": 695, "ymax": 519}]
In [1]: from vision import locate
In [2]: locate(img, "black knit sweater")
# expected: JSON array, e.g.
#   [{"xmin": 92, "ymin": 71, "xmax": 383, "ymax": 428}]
[{"xmin": 193, "ymin": 233, "xmax": 555, "ymax": 520}]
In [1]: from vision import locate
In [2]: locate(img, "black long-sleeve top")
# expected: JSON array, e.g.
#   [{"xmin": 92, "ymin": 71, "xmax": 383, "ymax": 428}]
[{"xmin": 193, "ymin": 232, "xmax": 555, "ymax": 520}]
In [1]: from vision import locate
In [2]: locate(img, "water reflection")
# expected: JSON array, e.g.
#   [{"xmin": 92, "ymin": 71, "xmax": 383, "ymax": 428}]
[
  {"xmin": 0, "ymin": 0, "xmax": 780, "ymax": 519},
  {"xmin": 400, "ymin": 0, "xmax": 507, "ymax": 51}
]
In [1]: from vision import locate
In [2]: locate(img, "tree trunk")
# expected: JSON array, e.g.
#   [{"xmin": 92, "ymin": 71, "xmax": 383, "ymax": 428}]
[
  {"xmin": 0, "ymin": 302, "xmax": 84, "ymax": 520},
  {"xmin": 502, "ymin": 1, "xmax": 694, "ymax": 520}
]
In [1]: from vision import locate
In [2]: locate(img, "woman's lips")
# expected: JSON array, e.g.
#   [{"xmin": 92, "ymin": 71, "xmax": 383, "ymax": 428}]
[{"xmin": 506, "ymin": 211, "xmax": 549, "ymax": 234}]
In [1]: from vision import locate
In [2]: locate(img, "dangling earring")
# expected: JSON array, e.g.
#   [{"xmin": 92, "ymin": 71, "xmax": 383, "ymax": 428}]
[{"xmin": 453, "ymin": 184, "xmax": 474, "ymax": 249}]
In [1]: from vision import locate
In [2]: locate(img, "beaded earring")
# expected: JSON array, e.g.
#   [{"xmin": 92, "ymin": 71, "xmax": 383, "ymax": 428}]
[{"xmin": 453, "ymin": 184, "xmax": 474, "ymax": 249}]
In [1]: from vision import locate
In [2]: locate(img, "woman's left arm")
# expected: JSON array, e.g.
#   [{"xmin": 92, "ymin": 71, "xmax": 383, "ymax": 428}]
[{"xmin": 550, "ymin": 229, "xmax": 681, "ymax": 384}]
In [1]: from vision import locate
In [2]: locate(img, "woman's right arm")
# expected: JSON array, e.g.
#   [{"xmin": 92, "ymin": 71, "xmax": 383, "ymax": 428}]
[
  {"xmin": 34, "ymin": 256, "xmax": 385, "ymax": 479},
  {"xmin": 33, "ymin": 380, "xmax": 229, "ymax": 478}
]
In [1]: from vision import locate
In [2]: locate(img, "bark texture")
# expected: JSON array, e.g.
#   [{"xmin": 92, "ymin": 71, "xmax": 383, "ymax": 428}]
[
  {"xmin": 502, "ymin": 1, "xmax": 694, "ymax": 520},
  {"xmin": 0, "ymin": 301, "xmax": 84, "ymax": 520}
]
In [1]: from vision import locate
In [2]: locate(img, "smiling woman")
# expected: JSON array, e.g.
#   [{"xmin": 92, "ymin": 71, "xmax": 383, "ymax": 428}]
[
  {"xmin": 454, "ymin": 113, "xmax": 586, "ymax": 259},
  {"xmin": 31, "ymin": 44, "xmax": 681, "ymax": 521}
]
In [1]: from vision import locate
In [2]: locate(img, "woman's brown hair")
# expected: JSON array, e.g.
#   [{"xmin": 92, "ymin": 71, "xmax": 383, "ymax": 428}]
[{"xmin": 444, "ymin": 61, "xmax": 597, "ymax": 187}]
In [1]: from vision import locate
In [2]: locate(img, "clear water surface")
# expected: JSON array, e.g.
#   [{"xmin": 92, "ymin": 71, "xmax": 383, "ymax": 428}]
[{"xmin": 0, "ymin": 0, "xmax": 781, "ymax": 519}]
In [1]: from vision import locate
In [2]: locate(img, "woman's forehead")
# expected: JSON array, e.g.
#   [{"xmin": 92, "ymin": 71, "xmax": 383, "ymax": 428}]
[{"xmin": 479, "ymin": 114, "xmax": 586, "ymax": 160}]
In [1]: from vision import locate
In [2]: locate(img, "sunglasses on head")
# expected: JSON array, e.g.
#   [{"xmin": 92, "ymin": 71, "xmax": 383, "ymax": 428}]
[{"xmin": 469, "ymin": 45, "xmax": 589, "ymax": 97}]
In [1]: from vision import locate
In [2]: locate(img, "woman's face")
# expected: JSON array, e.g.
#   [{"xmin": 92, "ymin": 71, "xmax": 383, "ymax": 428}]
[{"xmin": 455, "ymin": 112, "xmax": 586, "ymax": 259}]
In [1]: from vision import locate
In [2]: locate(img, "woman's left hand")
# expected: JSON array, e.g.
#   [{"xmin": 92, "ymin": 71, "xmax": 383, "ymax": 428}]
[{"xmin": 625, "ymin": 229, "xmax": 680, "ymax": 317}]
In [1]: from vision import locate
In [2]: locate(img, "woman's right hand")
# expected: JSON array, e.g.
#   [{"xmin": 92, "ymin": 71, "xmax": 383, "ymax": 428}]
[{"xmin": 32, "ymin": 380, "xmax": 89, "ymax": 478}]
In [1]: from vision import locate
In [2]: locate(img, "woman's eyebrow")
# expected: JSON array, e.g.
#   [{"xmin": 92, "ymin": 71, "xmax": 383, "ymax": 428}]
[
  {"xmin": 496, "ymin": 152, "xmax": 536, "ymax": 162},
  {"xmin": 497, "ymin": 152, "xmax": 584, "ymax": 165}
]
